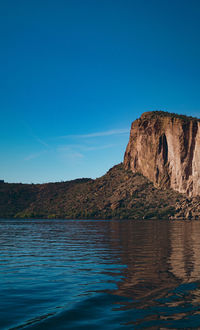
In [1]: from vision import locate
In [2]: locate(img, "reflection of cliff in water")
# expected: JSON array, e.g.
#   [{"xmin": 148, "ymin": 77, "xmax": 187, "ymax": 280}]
[
  {"xmin": 169, "ymin": 221, "xmax": 200, "ymax": 282},
  {"xmin": 107, "ymin": 221, "xmax": 200, "ymax": 310}
]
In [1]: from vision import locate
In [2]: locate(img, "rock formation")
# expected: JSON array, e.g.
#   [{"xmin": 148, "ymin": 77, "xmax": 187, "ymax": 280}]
[
  {"xmin": 124, "ymin": 111, "xmax": 200, "ymax": 197},
  {"xmin": 2, "ymin": 110, "xmax": 200, "ymax": 220}
]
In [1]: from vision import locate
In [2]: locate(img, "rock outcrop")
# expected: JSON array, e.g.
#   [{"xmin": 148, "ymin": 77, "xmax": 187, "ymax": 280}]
[
  {"xmin": 170, "ymin": 196, "xmax": 200, "ymax": 220},
  {"xmin": 124, "ymin": 111, "xmax": 200, "ymax": 197}
]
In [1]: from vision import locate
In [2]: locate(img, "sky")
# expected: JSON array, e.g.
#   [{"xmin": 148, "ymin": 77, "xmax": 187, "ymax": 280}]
[{"xmin": 1, "ymin": 0, "xmax": 200, "ymax": 183}]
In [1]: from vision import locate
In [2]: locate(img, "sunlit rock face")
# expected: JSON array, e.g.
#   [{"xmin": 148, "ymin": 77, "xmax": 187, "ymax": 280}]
[{"xmin": 124, "ymin": 111, "xmax": 200, "ymax": 196}]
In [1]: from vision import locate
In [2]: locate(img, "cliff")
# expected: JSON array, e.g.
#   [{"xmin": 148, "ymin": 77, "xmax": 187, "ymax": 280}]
[{"xmin": 124, "ymin": 111, "xmax": 200, "ymax": 197}]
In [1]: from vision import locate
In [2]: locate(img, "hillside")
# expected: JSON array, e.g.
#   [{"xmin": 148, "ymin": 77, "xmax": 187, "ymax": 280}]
[{"xmin": 0, "ymin": 163, "xmax": 187, "ymax": 220}]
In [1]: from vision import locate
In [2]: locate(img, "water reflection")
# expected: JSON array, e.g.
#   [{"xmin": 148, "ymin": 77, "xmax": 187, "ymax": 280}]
[
  {"xmin": 170, "ymin": 221, "xmax": 200, "ymax": 282},
  {"xmin": 108, "ymin": 221, "xmax": 174, "ymax": 302},
  {"xmin": 1, "ymin": 219, "xmax": 200, "ymax": 329},
  {"xmin": 105, "ymin": 220, "xmax": 200, "ymax": 327}
]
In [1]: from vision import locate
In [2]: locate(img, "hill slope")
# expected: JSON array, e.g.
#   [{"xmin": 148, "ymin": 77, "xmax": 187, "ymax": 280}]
[{"xmin": 0, "ymin": 164, "xmax": 186, "ymax": 220}]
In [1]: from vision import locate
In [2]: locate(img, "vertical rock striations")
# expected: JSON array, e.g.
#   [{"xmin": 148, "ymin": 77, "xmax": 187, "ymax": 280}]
[{"xmin": 124, "ymin": 111, "xmax": 200, "ymax": 196}]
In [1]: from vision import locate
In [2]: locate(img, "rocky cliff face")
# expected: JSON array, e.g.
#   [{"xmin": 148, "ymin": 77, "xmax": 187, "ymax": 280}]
[{"xmin": 124, "ymin": 111, "xmax": 200, "ymax": 197}]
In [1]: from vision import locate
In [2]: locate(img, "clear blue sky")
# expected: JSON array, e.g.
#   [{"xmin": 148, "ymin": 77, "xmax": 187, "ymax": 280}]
[{"xmin": 1, "ymin": 0, "xmax": 200, "ymax": 183}]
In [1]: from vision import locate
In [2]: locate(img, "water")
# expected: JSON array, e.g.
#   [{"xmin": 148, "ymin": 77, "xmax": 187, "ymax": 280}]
[{"xmin": 1, "ymin": 219, "xmax": 200, "ymax": 329}]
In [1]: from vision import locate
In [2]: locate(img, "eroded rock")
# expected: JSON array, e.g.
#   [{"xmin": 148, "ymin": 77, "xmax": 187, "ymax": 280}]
[{"xmin": 124, "ymin": 111, "xmax": 200, "ymax": 197}]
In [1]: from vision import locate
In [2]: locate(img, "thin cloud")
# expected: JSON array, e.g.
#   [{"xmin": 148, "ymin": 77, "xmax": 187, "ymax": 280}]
[
  {"xmin": 56, "ymin": 128, "xmax": 130, "ymax": 139},
  {"xmin": 24, "ymin": 151, "xmax": 47, "ymax": 161},
  {"xmin": 67, "ymin": 152, "xmax": 84, "ymax": 159},
  {"xmin": 58, "ymin": 143, "xmax": 122, "ymax": 152},
  {"xmin": 83, "ymin": 144, "xmax": 119, "ymax": 151},
  {"xmin": 35, "ymin": 137, "xmax": 49, "ymax": 148},
  {"xmin": 21, "ymin": 120, "xmax": 50, "ymax": 148}
]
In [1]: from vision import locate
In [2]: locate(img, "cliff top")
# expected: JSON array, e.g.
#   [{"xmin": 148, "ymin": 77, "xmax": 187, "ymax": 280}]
[{"xmin": 140, "ymin": 111, "xmax": 199, "ymax": 122}]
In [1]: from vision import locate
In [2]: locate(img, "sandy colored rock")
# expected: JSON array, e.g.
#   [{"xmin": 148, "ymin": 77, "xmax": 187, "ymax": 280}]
[{"xmin": 124, "ymin": 111, "xmax": 200, "ymax": 196}]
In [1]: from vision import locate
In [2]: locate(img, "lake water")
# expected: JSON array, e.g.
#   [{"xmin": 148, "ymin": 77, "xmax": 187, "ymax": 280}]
[{"xmin": 1, "ymin": 219, "xmax": 200, "ymax": 329}]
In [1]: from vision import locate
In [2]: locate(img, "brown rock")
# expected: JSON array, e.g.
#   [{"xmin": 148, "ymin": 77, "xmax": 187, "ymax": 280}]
[
  {"xmin": 124, "ymin": 111, "xmax": 200, "ymax": 197},
  {"xmin": 110, "ymin": 201, "xmax": 121, "ymax": 210}
]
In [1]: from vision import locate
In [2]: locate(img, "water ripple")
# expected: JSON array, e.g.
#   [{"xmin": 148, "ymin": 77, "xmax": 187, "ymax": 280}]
[{"xmin": 1, "ymin": 219, "xmax": 200, "ymax": 329}]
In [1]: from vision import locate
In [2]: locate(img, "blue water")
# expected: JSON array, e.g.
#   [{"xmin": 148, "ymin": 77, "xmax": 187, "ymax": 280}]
[{"xmin": 1, "ymin": 219, "xmax": 200, "ymax": 329}]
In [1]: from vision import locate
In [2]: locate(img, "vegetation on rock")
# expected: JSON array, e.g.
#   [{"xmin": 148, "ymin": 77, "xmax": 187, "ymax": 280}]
[{"xmin": 0, "ymin": 163, "xmax": 186, "ymax": 220}]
